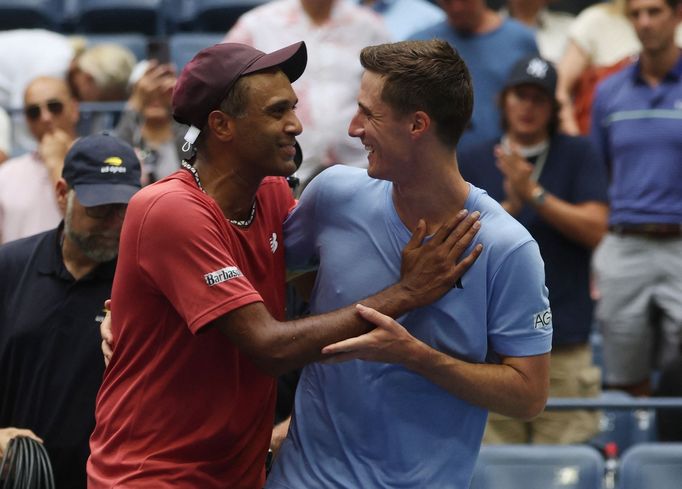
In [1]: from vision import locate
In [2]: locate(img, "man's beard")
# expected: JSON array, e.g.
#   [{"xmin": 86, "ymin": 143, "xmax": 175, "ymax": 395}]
[{"xmin": 64, "ymin": 192, "xmax": 119, "ymax": 263}]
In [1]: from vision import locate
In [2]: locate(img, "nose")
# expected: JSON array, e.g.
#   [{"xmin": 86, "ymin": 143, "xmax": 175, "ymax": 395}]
[
  {"xmin": 348, "ymin": 110, "xmax": 364, "ymax": 138},
  {"xmin": 286, "ymin": 112, "xmax": 303, "ymax": 136},
  {"xmin": 40, "ymin": 105, "xmax": 55, "ymax": 124}
]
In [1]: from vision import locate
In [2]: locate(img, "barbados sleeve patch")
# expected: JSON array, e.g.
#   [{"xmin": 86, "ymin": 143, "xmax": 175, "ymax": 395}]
[
  {"xmin": 204, "ymin": 266, "xmax": 243, "ymax": 286},
  {"xmin": 533, "ymin": 308, "xmax": 552, "ymax": 330}
]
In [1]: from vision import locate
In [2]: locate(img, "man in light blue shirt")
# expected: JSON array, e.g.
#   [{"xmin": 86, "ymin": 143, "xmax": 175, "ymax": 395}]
[{"xmin": 267, "ymin": 39, "xmax": 552, "ymax": 489}]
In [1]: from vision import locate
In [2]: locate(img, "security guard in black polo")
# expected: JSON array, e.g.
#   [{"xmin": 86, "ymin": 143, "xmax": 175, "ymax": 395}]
[{"xmin": 0, "ymin": 133, "xmax": 141, "ymax": 489}]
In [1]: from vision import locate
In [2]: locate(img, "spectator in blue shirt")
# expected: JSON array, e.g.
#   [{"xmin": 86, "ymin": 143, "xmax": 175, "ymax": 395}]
[
  {"xmin": 410, "ymin": 0, "xmax": 538, "ymax": 153},
  {"xmin": 590, "ymin": 0, "xmax": 682, "ymax": 396}
]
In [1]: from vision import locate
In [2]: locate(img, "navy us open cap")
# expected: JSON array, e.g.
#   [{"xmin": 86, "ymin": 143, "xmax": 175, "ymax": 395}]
[
  {"xmin": 62, "ymin": 133, "xmax": 142, "ymax": 207},
  {"xmin": 172, "ymin": 41, "xmax": 307, "ymax": 146}
]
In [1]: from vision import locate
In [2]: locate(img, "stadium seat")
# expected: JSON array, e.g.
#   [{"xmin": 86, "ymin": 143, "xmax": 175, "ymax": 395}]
[
  {"xmin": 617, "ymin": 443, "xmax": 682, "ymax": 489},
  {"xmin": 0, "ymin": 0, "xmax": 60, "ymax": 31},
  {"xmin": 169, "ymin": 33, "xmax": 224, "ymax": 70},
  {"xmin": 191, "ymin": 0, "xmax": 265, "ymax": 32},
  {"xmin": 590, "ymin": 390, "xmax": 657, "ymax": 454},
  {"xmin": 162, "ymin": 0, "xmax": 198, "ymax": 32},
  {"xmin": 470, "ymin": 444, "xmax": 604, "ymax": 489},
  {"xmin": 74, "ymin": 0, "xmax": 165, "ymax": 36}
]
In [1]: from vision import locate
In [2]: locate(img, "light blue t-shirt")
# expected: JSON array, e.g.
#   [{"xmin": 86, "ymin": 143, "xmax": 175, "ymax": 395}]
[
  {"xmin": 268, "ymin": 166, "xmax": 552, "ymax": 488},
  {"xmin": 410, "ymin": 19, "xmax": 538, "ymax": 154}
]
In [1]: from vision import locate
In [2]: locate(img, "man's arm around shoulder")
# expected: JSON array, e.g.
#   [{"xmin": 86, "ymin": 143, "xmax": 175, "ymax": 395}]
[{"xmin": 215, "ymin": 211, "xmax": 483, "ymax": 376}]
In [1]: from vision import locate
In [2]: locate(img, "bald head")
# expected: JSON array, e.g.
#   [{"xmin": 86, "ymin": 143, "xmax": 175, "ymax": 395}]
[{"xmin": 23, "ymin": 76, "xmax": 79, "ymax": 142}]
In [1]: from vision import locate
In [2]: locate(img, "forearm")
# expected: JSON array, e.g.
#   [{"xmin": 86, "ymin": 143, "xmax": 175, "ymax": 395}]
[
  {"xmin": 45, "ymin": 158, "xmax": 64, "ymax": 185},
  {"xmin": 222, "ymin": 211, "xmax": 482, "ymax": 375},
  {"xmin": 556, "ymin": 41, "xmax": 589, "ymax": 135},
  {"xmin": 404, "ymin": 342, "xmax": 550, "ymax": 420},
  {"xmin": 219, "ymin": 283, "xmax": 419, "ymax": 376},
  {"xmin": 556, "ymin": 41, "xmax": 589, "ymax": 103},
  {"xmin": 531, "ymin": 194, "xmax": 608, "ymax": 249}
]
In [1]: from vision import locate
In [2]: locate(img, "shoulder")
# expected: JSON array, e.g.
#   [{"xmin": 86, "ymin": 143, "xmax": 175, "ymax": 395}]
[
  {"xmin": 594, "ymin": 64, "xmax": 635, "ymax": 101},
  {"xmin": 575, "ymin": 3, "xmax": 613, "ymax": 25},
  {"xmin": 259, "ymin": 176, "xmax": 293, "ymax": 193},
  {"xmin": 337, "ymin": 0, "xmax": 384, "ymax": 24},
  {"xmin": 243, "ymin": 0, "xmax": 285, "ymax": 16},
  {"xmin": 469, "ymin": 186, "xmax": 535, "ymax": 251},
  {"xmin": 308, "ymin": 165, "xmax": 372, "ymax": 195},
  {"xmin": 409, "ymin": 21, "xmax": 452, "ymax": 40},
  {"xmin": 0, "ymin": 153, "xmax": 36, "ymax": 175},
  {"xmin": 499, "ymin": 18, "xmax": 536, "ymax": 40},
  {"xmin": 126, "ymin": 174, "xmax": 220, "ymax": 231},
  {"xmin": 0, "ymin": 229, "xmax": 52, "ymax": 272},
  {"xmin": 543, "ymin": 9, "xmax": 574, "ymax": 26},
  {"xmin": 258, "ymin": 176, "xmax": 296, "ymax": 211},
  {"xmin": 236, "ymin": 0, "xmax": 287, "ymax": 25},
  {"xmin": 298, "ymin": 166, "xmax": 383, "ymax": 215}
]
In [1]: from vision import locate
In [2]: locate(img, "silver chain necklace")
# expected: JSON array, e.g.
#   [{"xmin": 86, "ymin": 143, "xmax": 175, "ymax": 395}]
[{"xmin": 181, "ymin": 161, "xmax": 256, "ymax": 227}]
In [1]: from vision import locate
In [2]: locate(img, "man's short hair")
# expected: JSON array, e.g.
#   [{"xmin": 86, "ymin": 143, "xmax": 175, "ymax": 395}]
[{"xmin": 359, "ymin": 40, "xmax": 474, "ymax": 149}]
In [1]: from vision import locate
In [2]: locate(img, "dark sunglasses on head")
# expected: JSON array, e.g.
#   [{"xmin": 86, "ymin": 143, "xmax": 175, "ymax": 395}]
[
  {"xmin": 85, "ymin": 204, "xmax": 128, "ymax": 220},
  {"xmin": 24, "ymin": 99, "xmax": 65, "ymax": 121}
]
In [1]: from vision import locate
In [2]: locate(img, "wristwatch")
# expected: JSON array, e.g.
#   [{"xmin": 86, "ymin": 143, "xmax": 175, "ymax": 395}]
[{"xmin": 530, "ymin": 186, "xmax": 547, "ymax": 206}]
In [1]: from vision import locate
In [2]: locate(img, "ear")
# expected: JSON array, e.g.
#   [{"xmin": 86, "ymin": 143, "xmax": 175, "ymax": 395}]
[
  {"xmin": 55, "ymin": 179, "xmax": 69, "ymax": 215},
  {"xmin": 206, "ymin": 109, "xmax": 235, "ymax": 142},
  {"xmin": 409, "ymin": 110, "xmax": 431, "ymax": 139}
]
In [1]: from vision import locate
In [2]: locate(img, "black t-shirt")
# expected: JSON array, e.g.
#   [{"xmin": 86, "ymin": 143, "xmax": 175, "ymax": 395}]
[{"xmin": 0, "ymin": 226, "xmax": 113, "ymax": 489}]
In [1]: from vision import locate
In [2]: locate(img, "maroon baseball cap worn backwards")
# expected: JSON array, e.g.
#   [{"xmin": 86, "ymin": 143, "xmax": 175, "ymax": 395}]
[{"xmin": 172, "ymin": 41, "xmax": 307, "ymax": 147}]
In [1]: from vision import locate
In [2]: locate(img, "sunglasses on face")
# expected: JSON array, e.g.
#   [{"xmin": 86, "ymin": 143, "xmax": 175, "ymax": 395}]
[
  {"xmin": 84, "ymin": 204, "xmax": 128, "ymax": 220},
  {"xmin": 24, "ymin": 99, "xmax": 65, "ymax": 121}
]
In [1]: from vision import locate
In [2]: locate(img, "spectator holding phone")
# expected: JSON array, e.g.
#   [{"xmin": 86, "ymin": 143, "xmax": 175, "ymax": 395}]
[{"xmin": 116, "ymin": 60, "xmax": 190, "ymax": 185}]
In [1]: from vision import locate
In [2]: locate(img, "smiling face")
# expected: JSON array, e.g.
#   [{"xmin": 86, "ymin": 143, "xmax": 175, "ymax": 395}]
[
  {"xmin": 226, "ymin": 70, "xmax": 303, "ymax": 180},
  {"xmin": 348, "ymin": 71, "xmax": 414, "ymax": 182}
]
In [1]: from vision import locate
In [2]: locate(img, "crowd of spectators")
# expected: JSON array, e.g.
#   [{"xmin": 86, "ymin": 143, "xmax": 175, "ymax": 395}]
[{"xmin": 1, "ymin": 0, "xmax": 681, "ymax": 487}]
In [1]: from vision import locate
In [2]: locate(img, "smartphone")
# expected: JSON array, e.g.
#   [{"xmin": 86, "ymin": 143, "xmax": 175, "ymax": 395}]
[{"xmin": 147, "ymin": 38, "xmax": 170, "ymax": 64}]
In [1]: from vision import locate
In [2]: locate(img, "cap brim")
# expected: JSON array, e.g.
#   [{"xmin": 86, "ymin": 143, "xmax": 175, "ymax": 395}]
[
  {"xmin": 243, "ymin": 41, "xmax": 307, "ymax": 84},
  {"xmin": 74, "ymin": 184, "xmax": 140, "ymax": 207}
]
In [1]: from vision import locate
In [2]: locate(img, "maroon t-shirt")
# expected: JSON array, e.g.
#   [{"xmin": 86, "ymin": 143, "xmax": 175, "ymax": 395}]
[{"xmin": 88, "ymin": 171, "xmax": 294, "ymax": 488}]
